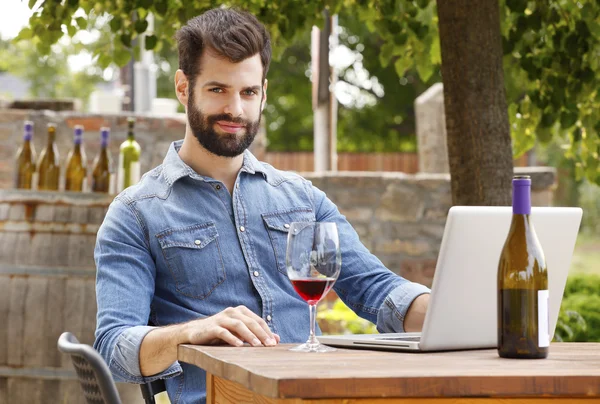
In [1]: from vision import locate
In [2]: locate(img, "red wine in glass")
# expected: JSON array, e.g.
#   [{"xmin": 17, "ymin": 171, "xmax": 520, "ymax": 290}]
[
  {"xmin": 291, "ymin": 278, "xmax": 336, "ymax": 304},
  {"xmin": 286, "ymin": 222, "xmax": 341, "ymax": 352}
]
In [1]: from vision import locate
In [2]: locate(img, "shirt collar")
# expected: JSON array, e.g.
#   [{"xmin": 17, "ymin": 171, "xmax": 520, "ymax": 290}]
[{"xmin": 162, "ymin": 140, "xmax": 269, "ymax": 187}]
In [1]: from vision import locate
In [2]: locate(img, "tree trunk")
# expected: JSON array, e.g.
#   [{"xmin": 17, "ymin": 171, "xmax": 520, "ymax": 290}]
[{"xmin": 436, "ymin": 0, "xmax": 513, "ymax": 206}]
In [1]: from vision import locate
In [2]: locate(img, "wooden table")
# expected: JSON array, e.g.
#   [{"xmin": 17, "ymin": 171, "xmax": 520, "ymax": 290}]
[{"xmin": 178, "ymin": 342, "xmax": 600, "ymax": 404}]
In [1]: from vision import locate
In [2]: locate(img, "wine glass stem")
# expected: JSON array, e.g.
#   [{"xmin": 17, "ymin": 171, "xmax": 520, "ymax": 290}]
[{"xmin": 308, "ymin": 303, "xmax": 318, "ymax": 345}]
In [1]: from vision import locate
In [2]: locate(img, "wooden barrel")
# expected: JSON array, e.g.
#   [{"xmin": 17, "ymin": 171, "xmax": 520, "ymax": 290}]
[{"xmin": 0, "ymin": 190, "xmax": 143, "ymax": 403}]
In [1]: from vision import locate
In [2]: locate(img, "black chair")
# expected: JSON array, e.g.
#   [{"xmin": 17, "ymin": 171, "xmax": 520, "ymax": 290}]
[
  {"xmin": 58, "ymin": 332, "xmax": 167, "ymax": 404},
  {"xmin": 58, "ymin": 332, "xmax": 122, "ymax": 404}
]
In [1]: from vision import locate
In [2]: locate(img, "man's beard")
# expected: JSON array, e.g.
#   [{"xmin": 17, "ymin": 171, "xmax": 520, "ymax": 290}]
[{"xmin": 187, "ymin": 92, "xmax": 261, "ymax": 158}]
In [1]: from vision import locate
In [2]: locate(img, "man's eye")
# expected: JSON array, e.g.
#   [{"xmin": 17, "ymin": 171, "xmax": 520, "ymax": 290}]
[
  {"xmin": 209, "ymin": 88, "xmax": 223, "ymax": 93},
  {"xmin": 243, "ymin": 90, "xmax": 257, "ymax": 96}
]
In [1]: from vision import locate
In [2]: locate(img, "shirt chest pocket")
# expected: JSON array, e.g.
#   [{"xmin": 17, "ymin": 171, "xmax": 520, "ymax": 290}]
[
  {"xmin": 156, "ymin": 223, "xmax": 226, "ymax": 300},
  {"xmin": 261, "ymin": 208, "xmax": 315, "ymax": 275}
]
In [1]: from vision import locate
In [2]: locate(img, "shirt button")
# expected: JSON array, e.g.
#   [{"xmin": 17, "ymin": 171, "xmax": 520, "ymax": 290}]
[
  {"xmin": 236, "ymin": 183, "xmax": 240, "ymax": 188},
  {"xmin": 266, "ymin": 315, "xmax": 272, "ymax": 322},
  {"xmin": 284, "ymin": 223, "xmax": 290, "ymax": 229},
  {"xmin": 215, "ymin": 184, "xmax": 221, "ymax": 190},
  {"xmin": 194, "ymin": 240, "xmax": 201, "ymax": 245},
  {"xmin": 240, "ymin": 226, "xmax": 245, "ymax": 232},
  {"xmin": 253, "ymin": 271, "xmax": 259, "ymax": 277}
]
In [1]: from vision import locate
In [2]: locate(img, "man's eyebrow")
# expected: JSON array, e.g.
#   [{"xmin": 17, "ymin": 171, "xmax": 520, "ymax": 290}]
[
  {"xmin": 203, "ymin": 81, "xmax": 231, "ymax": 88},
  {"xmin": 202, "ymin": 81, "xmax": 262, "ymax": 92}
]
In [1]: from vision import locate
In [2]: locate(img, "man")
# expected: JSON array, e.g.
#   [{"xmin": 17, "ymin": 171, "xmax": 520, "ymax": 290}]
[{"xmin": 94, "ymin": 7, "xmax": 430, "ymax": 404}]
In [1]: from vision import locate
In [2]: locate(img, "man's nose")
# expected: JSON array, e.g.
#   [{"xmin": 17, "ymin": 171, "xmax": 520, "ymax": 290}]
[{"xmin": 223, "ymin": 95, "xmax": 243, "ymax": 118}]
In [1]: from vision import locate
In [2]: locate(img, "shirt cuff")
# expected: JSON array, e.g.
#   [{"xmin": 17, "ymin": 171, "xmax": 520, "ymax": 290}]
[
  {"xmin": 110, "ymin": 325, "xmax": 182, "ymax": 384},
  {"xmin": 376, "ymin": 282, "xmax": 431, "ymax": 333}
]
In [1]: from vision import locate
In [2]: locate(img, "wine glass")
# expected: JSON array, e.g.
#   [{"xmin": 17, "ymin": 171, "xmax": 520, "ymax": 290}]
[{"xmin": 286, "ymin": 222, "xmax": 341, "ymax": 352}]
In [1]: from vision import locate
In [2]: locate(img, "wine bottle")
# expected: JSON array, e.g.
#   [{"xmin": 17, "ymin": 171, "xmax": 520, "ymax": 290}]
[
  {"xmin": 14, "ymin": 120, "xmax": 37, "ymax": 189},
  {"xmin": 92, "ymin": 127, "xmax": 114, "ymax": 193},
  {"xmin": 497, "ymin": 175, "xmax": 549, "ymax": 359},
  {"xmin": 117, "ymin": 117, "xmax": 141, "ymax": 192},
  {"xmin": 37, "ymin": 123, "xmax": 60, "ymax": 191},
  {"xmin": 65, "ymin": 125, "xmax": 88, "ymax": 192}
]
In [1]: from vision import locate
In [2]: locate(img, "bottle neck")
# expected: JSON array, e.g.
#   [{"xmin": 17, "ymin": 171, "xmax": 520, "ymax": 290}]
[
  {"xmin": 512, "ymin": 184, "xmax": 531, "ymax": 215},
  {"xmin": 47, "ymin": 132, "xmax": 55, "ymax": 145}
]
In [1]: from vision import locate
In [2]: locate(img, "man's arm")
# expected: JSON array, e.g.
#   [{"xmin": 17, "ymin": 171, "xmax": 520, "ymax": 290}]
[
  {"xmin": 403, "ymin": 293, "xmax": 430, "ymax": 332},
  {"xmin": 139, "ymin": 306, "xmax": 280, "ymax": 376},
  {"xmin": 308, "ymin": 183, "xmax": 431, "ymax": 333}
]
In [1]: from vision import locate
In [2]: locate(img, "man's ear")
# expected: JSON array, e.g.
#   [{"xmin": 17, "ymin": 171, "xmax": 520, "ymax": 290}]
[
  {"xmin": 261, "ymin": 79, "xmax": 268, "ymax": 112},
  {"xmin": 175, "ymin": 69, "xmax": 189, "ymax": 107}
]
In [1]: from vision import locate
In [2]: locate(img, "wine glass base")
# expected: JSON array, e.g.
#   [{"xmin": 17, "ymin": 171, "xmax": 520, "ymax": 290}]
[{"xmin": 289, "ymin": 342, "xmax": 336, "ymax": 353}]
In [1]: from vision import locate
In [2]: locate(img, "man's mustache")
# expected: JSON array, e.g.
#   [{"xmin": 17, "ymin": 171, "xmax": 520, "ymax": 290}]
[{"xmin": 207, "ymin": 114, "xmax": 249, "ymax": 126}]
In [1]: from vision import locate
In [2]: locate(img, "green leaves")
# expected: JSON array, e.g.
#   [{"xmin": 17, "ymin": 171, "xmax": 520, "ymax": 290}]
[
  {"xmin": 76, "ymin": 17, "xmax": 87, "ymax": 30},
  {"xmin": 114, "ymin": 48, "xmax": 132, "ymax": 67},
  {"xmin": 135, "ymin": 19, "xmax": 149, "ymax": 34},
  {"xmin": 145, "ymin": 35, "xmax": 158, "ymax": 50}
]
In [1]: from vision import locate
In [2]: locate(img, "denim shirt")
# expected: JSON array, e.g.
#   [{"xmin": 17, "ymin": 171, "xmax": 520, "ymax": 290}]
[{"xmin": 94, "ymin": 140, "xmax": 430, "ymax": 404}]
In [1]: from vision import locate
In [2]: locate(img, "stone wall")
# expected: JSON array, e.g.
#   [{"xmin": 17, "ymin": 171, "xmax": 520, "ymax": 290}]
[{"xmin": 305, "ymin": 169, "xmax": 556, "ymax": 287}]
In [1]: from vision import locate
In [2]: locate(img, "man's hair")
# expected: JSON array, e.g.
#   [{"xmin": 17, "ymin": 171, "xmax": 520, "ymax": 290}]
[{"xmin": 175, "ymin": 8, "xmax": 271, "ymax": 85}]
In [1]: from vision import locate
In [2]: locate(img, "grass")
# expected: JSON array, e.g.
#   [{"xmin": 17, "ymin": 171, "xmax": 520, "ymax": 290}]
[{"xmin": 569, "ymin": 232, "xmax": 600, "ymax": 275}]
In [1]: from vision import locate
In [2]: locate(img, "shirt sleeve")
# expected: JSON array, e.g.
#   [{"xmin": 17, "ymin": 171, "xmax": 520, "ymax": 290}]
[
  {"xmin": 93, "ymin": 197, "xmax": 182, "ymax": 383},
  {"xmin": 309, "ymin": 182, "xmax": 431, "ymax": 333}
]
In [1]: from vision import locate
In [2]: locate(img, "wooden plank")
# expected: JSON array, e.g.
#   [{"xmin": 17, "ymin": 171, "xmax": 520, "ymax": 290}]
[
  {"xmin": 207, "ymin": 373, "xmax": 215, "ymax": 404},
  {"xmin": 180, "ymin": 343, "xmax": 600, "ymax": 400},
  {"xmin": 0, "ymin": 377, "xmax": 6, "ymax": 404},
  {"xmin": 213, "ymin": 376, "xmax": 600, "ymax": 404},
  {"xmin": 15, "ymin": 232, "xmax": 34, "ymax": 266},
  {"xmin": 7, "ymin": 378, "xmax": 42, "ymax": 403},
  {"xmin": 52, "ymin": 234, "xmax": 71, "ymax": 268},
  {"xmin": 59, "ymin": 379, "xmax": 87, "ymax": 404},
  {"xmin": 81, "ymin": 278, "xmax": 98, "ymax": 346},
  {"xmin": 0, "ymin": 232, "xmax": 18, "ymax": 266},
  {"xmin": 7, "ymin": 276, "xmax": 27, "ymax": 367},
  {"xmin": 0, "ymin": 277, "xmax": 10, "ymax": 365},
  {"xmin": 23, "ymin": 277, "xmax": 49, "ymax": 367},
  {"xmin": 44, "ymin": 277, "xmax": 67, "ymax": 367},
  {"xmin": 61, "ymin": 278, "xmax": 86, "ymax": 368}
]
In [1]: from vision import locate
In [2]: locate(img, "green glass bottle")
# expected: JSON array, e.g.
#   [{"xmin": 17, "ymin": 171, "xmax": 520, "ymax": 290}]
[
  {"xmin": 117, "ymin": 117, "xmax": 141, "ymax": 192},
  {"xmin": 37, "ymin": 123, "xmax": 60, "ymax": 191},
  {"xmin": 65, "ymin": 125, "xmax": 88, "ymax": 192},
  {"xmin": 92, "ymin": 127, "xmax": 113, "ymax": 193},
  {"xmin": 497, "ymin": 175, "xmax": 549, "ymax": 359},
  {"xmin": 14, "ymin": 121, "xmax": 37, "ymax": 189}
]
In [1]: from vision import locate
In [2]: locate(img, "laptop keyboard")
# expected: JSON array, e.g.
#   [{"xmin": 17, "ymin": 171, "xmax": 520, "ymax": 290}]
[{"xmin": 376, "ymin": 336, "xmax": 421, "ymax": 342}]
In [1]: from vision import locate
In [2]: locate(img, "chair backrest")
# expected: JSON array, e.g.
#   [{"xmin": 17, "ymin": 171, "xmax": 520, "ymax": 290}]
[{"xmin": 57, "ymin": 332, "xmax": 122, "ymax": 404}]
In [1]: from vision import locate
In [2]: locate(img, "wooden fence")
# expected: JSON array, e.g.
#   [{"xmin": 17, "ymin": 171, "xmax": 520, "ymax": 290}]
[
  {"xmin": 262, "ymin": 152, "xmax": 528, "ymax": 173},
  {"xmin": 263, "ymin": 152, "xmax": 420, "ymax": 173}
]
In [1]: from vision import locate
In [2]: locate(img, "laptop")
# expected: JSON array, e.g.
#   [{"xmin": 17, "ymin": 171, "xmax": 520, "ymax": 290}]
[{"xmin": 319, "ymin": 206, "xmax": 583, "ymax": 352}]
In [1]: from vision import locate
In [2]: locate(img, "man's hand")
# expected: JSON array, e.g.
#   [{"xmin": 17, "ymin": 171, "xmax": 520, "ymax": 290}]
[
  {"xmin": 403, "ymin": 293, "xmax": 430, "ymax": 332},
  {"xmin": 140, "ymin": 306, "xmax": 279, "ymax": 376},
  {"xmin": 184, "ymin": 305, "xmax": 280, "ymax": 347}
]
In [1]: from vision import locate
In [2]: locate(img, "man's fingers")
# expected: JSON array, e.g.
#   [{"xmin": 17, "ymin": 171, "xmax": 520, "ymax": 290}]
[
  {"xmin": 221, "ymin": 318, "xmax": 265, "ymax": 347},
  {"xmin": 235, "ymin": 306, "xmax": 277, "ymax": 345},
  {"xmin": 213, "ymin": 328, "xmax": 243, "ymax": 347}
]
